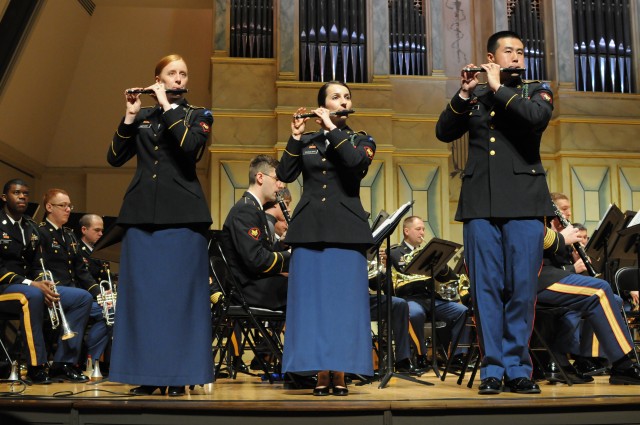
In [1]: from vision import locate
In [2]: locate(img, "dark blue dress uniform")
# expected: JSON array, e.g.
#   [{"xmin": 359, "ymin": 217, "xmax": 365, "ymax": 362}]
[
  {"xmin": 537, "ymin": 229, "xmax": 634, "ymax": 363},
  {"xmin": 0, "ymin": 211, "xmax": 92, "ymax": 366},
  {"xmin": 107, "ymin": 98, "xmax": 214, "ymax": 386},
  {"xmin": 277, "ymin": 126, "xmax": 375, "ymax": 376},
  {"xmin": 436, "ymin": 77, "xmax": 555, "ymax": 383},
  {"xmin": 389, "ymin": 241, "xmax": 468, "ymax": 355},
  {"xmin": 221, "ymin": 191, "xmax": 289, "ymax": 310}
]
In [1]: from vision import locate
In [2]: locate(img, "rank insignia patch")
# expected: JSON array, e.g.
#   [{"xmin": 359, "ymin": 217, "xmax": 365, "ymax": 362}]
[
  {"xmin": 199, "ymin": 122, "xmax": 210, "ymax": 133},
  {"xmin": 248, "ymin": 227, "xmax": 261, "ymax": 240},
  {"xmin": 365, "ymin": 146, "xmax": 374, "ymax": 160},
  {"xmin": 540, "ymin": 92, "xmax": 552, "ymax": 103}
]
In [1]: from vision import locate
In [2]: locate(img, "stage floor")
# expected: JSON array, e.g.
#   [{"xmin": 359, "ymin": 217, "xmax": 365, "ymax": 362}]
[{"xmin": 2, "ymin": 370, "xmax": 640, "ymax": 425}]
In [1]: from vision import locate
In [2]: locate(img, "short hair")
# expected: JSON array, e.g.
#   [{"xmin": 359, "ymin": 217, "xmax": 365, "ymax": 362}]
[
  {"xmin": 550, "ymin": 192, "xmax": 569, "ymax": 202},
  {"xmin": 402, "ymin": 215, "xmax": 423, "ymax": 229},
  {"xmin": 487, "ymin": 30, "xmax": 522, "ymax": 54},
  {"xmin": 572, "ymin": 222, "xmax": 587, "ymax": 232},
  {"xmin": 317, "ymin": 81, "xmax": 351, "ymax": 107},
  {"xmin": 42, "ymin": 188, "xmax": 69, "ymax": 217},
  {"xmin": 279, "ymin": 187, "xmax": 292, "ymax": 202},
  {"xmin": 155, "ymin": 54, "xmax": 184, "ymax": 77},
  {"xmin": 248, "ymin": 155, "xmax": 279, "ymax": 185},
  {"xmin": 3, "ymin": 179, "xmax": 29, "ymax": 195},
  {"xmin": 79, "ymin": 213, "xmax": 102, "ymax": 229}
]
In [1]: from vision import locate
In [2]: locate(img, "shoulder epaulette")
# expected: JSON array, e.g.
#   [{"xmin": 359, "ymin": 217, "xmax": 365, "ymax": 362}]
[
  {"xmin": 389, "ymin": 243, "xmax": 401, "ymax": 249},
  {"xmin": 186, "ymin": 104, "xmax": 205, "ymax": 110},
  {"xmin": 38, "ymin": 221, "xmax": 46, "ymax": 227},
  {"xmin": 522, "ymin": 79, "xmax": 542, "ymax": 84},
  {"xmin": 355, "ymin": 130, "xmax": 368, "ymax": 136}
]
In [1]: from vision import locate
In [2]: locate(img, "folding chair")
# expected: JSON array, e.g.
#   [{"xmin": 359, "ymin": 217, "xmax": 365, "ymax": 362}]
[
  {"xmin": 613, "ymin": 266, "xmax": 640, "ymax": 363},
  {"xmin": 209, "ymin": 230, "xmax": 285, "ymax": 383},
  {"xmin": 0, "ymin": 294, "xmax": 28, "ymax": 380}
]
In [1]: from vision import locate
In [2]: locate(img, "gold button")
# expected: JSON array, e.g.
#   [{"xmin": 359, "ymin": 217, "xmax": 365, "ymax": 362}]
[
  {"xmin": 531, "ymin": 169, "xmax": 536, "ymax": 173},
  {"xmin": 154, "ymin": 146, "xmax": 159, "ymax": 151},
  {"xmin": 154, "ymin": 160, "xmax": 159, "ymax": 165},
  {"xmin": 490, "ymin": 137, "xmax": 495, "ymax": 142},
  {"xmin": 490, "ymin": 150, "xmax": 496, "ymax": 156},
  {"xmin": 152, "ymin": 174, "xmax": 157, "ymax": 179},
  {"xmin": 490, "ymin": 111, "xmax": 495, "ymax": 117},
  {"xmin": 321, "ymin": 158, "xmax": 326, "ymax": 162},
  {"xmin": 490, "ymin": 124, "xmax": 495, "ymax": 129},
  {"xmin": 322, "ymin": 198, "xmax": 326, "ymax": 202},
  {"xmin": 469, "ymin": 112, "xmax": 473, "ymax": 116},
  {"xmin": 322, "ymin": 171, "xmax": 326, "ymax": 175},
  {"xmin": 323, "ymin": 185, "xmax": 327, "ymax": 189}
]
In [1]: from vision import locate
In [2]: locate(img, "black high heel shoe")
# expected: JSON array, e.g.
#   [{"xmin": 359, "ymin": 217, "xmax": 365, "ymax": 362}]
[
  {"xmin": 168, "ymin": 386, "xmax": 186, "ymax": 397},
  {"xmin": 130, "ymin": 385, "xmax": 167, "ymax": 396},
  {"xmin": 313, "ymin": 371, "xmax": 331, "ymax": 396},
  {"xmin": 331, "ymin": 372, "xmax": 349, "ymax": 396}
]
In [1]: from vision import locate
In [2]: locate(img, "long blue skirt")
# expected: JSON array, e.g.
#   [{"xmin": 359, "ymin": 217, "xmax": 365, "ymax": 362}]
[
  {"xmin": 282, "ymin": 246, "xmax": 373, "ymax": 376},
  {"xmin": 109, "ymin": 227, "xmax": 213, "ymax": 386}
]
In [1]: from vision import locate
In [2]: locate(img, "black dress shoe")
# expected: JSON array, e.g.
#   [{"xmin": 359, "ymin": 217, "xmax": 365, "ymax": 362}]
[
  {"xmin": 26, "ymin": 364, "xmax": 52, "ymax": 385},
  {"xmin": 505, "ymin": 377, "xmax": 541, "ymax": 394},
  {"xmin": 49, "ymin": 363, "xmax": 89, "ymax": 383},
  {"xmin": 332, "ymin": 384, "xmax": 348, "ymax": 396},
  {"xmin": 168, "ymin": 386, "xmax": 186, "ymax": 396},
  {"xmin": 478, "ymin": 377, "xmax": 502, "ymax": 394},
  {"xmin": 573, "ymin": 357, "xmax": 607, "ymax": 376},
  {"xmin": 609, "ymin": 363, "xmax": 640, "ymax": 385},
  {"xmin": 394, "ymin": 358, "xmax": 423, "ymax": 376},
  {"xmin": 415, "ymin": 354, "xmax": 428, "ymax": 370},
  {"xmin": 546, "ymin": 362, "xmax": 593, "ymax": 384},
  {"xmin": 130, "ymin": 385, "xmax": 167, "ymax": 396}
]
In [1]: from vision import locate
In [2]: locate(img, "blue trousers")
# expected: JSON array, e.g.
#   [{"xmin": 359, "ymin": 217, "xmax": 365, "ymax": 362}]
[
  {"xmin": 464, "ymin": 218, "xmax": 543, "ymax": 381},
  {"xmin": 0, "ymin": 284, "xmax": 92, "ymax": 365}
]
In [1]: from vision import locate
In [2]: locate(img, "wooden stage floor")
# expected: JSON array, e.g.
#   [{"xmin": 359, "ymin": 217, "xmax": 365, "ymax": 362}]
[{"xmin": 2, "ymin": 370, "xmax": 640, "ymax": 425}]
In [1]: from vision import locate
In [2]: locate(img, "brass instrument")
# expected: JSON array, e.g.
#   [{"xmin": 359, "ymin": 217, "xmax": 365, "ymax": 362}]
[
  {"xmin": 39, "ymin": 259, "xmax": 76, "ymax": 340},
  {"xmin": 96, "ymin": 264, "xmax": 117, "ymax": 326}
]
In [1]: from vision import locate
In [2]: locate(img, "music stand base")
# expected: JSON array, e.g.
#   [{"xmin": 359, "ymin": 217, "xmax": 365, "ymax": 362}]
[{"xmin": 379, "ymin": 371, "xmax": 434, "ymax": 388}]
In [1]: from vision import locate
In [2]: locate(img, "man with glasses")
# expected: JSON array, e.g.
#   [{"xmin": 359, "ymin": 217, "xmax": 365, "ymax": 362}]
[
  {"xmin": 0, "ymin": 180, "xmax": 92, "ymax": 383},
  {"xmin": 37, "ymin": 188, "xmax": 99, "ymax": 382},
  {"xmin": 220, "ymin": 155, "xmax": 290, "ymax": 311}
]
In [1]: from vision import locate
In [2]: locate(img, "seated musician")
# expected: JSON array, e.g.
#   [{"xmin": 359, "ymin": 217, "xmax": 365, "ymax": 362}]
[
  {"xmin": 0, "ymin": 179, "xmax": 92, "ymax": 384},
  {"xmin": 220, "ymin": 154, "xmax": 289, "ymax": 311},
  {"xmin": 538, "ymin": 213, "xmax": 640, "ymax": 385},
  {"xmin": 389, "ymin": 216, "xmax": 469, "ymax": 369},
  {"xmin": 368, "ymin": 249, "xmax": 426, "ymax": 375},
  {"xmin": 39, "ymin": 189, "xmax": 112, "ymax": 382},
  {"xmin": 78, "ymin": 213, "xmax": 114, "ymax": 372}
]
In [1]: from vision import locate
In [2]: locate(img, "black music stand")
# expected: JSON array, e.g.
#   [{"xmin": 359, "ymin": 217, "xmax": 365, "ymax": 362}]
[
  {"xmin": 585, "ymin": 204, "xmax": 624, "ymax": 283},
  {"xmin": 369, "ymin": 201, "xmax": 434, "ymax": 388},
  {"xmin": 403, "ymin": 238, "xmax": 462, "ymax": 377}
]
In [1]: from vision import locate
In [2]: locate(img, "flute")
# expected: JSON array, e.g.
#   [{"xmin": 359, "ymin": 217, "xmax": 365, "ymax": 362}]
[
  {"xmin": 462, "ymin": 67, "xmax": 526, "ymax": 73},
  {"xmin": 126, "ymin": 88, "xmax": 188, "ymax": 94},
  {"xmin": 294, "ymin": 109, "xmax": 355, "ymax": 119}
]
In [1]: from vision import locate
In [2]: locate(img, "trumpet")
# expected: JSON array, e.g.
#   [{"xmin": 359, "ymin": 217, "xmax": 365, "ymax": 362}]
[
  {"xmin": 96, "ymin": 265, "xmax": 117, "ymax": 326},
  {"xmin": 39, "ymin": 259, "xmax": 76, "ymax": 340}
]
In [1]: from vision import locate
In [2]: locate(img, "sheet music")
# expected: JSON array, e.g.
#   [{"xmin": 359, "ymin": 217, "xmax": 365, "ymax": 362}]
[
  {"xmin": 371, "ymin": 200, "xmax": 414, "ymax": 242},
  {"xmin": 627, "ymin": 209, "xmax": 640, "ymax": 228}
]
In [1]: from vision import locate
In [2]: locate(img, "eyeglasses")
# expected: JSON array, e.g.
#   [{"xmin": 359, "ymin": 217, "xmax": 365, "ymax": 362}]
[
  {"xmin": 50, "ymin": 203, "xmax": 74, "ymax": 211},
  {"xmin": 262, "ymin": 173, "xmax": 280, "ymax": 182}
]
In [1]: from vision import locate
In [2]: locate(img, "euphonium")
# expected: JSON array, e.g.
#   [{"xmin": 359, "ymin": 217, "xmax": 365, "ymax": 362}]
[
  {"xmin": 96, "ymin": 264, "xmax": 117, "ymax": 326},
  {"xmin": 39, "ymin": 259, "xmax": 76, "ymax": 340}
]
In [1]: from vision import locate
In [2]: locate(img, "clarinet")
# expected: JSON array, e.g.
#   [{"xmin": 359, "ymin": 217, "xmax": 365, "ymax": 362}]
[
  {"xmin": 276, "ymin": 193, "xmax": 291, "ymax": 224},
  {"xmin": 551, "ymin": 202, "xmax": 599, "ymax": 277}
]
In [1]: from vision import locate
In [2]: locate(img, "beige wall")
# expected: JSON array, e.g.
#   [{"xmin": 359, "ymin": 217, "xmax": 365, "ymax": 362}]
[{"xmin": 0, "ymin": 0, "xmax": 639, "ymax": 249}]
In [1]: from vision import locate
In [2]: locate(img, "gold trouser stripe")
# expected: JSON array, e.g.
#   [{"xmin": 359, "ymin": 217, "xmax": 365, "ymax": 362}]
[
  {"xmin": 408, "ymin": 321, "xmax": 421, "ymax": 355},
  {"xmin": 547, "ymin": 282, "xmax": 632, "ymax": 354},
  {"xmin": 231, "ymin": 330, "xmax": 240, "ymax": 356},
  {"xmin": 592, "ymin": 334, "xmax": 600, "ymax": 358},
  {"xmin": 0, "ymin": 293, "xmax": 37, "ymax": 366}
]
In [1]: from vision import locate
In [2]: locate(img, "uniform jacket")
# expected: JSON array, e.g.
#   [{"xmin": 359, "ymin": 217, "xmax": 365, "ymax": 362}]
[
  {"xmin": 276, "ymin": 126, "xmax": 375, "ymax": 247},
  {"xmin": 220, "ymin": 192, "xmax": 290, "ymax": 308},
  {"xmin": 38, "ymin": 220, "xmax": 100, "ymax": 298},
  {"xmin": 538, "ymin": 227, "xmax": 576, "ymax": 291},
  {"xmin": 79, "ymin": 241, "xmax": 111, "ymax": 287},
  {"xmin": 435, "ymin": 78, "xmax": 555, "ymax": 221},
  {"xmin": 107, "ymin": 98, "xmax": 213, "ymax": 227},
  {"xmin": 0, "ymin": 211, "xmax": 41, "ymax": 293}
]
